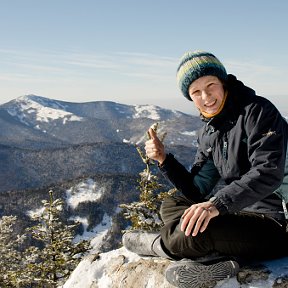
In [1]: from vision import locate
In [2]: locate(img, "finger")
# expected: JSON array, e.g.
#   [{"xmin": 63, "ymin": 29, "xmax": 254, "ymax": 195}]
[
  {"xmin": 180, "ymin": 205, "xmax": 201, "ymax": 232},
  {"xmin": 191, "ymin": 209, "xmax": 209, "ymax": 236},
  {"xmin": 180, "ymin": 207, "xmax": 196, "ymax": 232},
  {"xmin": 145, "ymin": 141, "xmax": 156, "ymax": 154},
  {"xmin": 181, "ymin": 207, "xmax": 192, "ymax": 219},
  {"xmin": 200, "ymin": 213, "xmax": 211, "ymax": 233},
  {"xmin": 148, "ymin": 151, "xmax": 159, "ymax": 159},
  {"xmin": 183, "ymin": 207, "xmax": 208, "ymax": 236},
  {"xmin": 148, "ymin": 128, "xmax": 157, "ymax": 140},
  {"xmin": 182, "ymin": 208, "xmax": 201, "ymax": 236}
]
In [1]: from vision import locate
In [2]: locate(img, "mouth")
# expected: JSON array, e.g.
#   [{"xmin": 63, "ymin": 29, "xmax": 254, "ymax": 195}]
[{"xmin": 205, "ymin": 99, "xmax": 217, "ymax": 108}]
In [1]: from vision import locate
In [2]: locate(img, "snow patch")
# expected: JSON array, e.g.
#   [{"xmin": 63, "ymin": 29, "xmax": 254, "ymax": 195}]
[
  {"xmin": 180, "ymin": 130, "xmax": 197, "ymax": 137},
  {"xmin": 63, "ymin": 247, "xmax": 141, "ymax": 288},
  {"xmin": 133, "ymin": 105, "xmax": 161, "ymax": 120},
  {"xmin": 26, "ymin": 207, "xmax": 45, "ymax": 218},
  {"xmin": 66, "ymin": 178, "xmax": 105, "ymax": 209},
  {"xmin": 72, "ymin": 213, "xmax": 112, "ymax": 252},
  {"xmin": 7, "ymin": 95, "xmax": 83, "ymax": 127},
  {"xmin": 27, "ymin": 203, "xmax": 62, "ymax": 219}
]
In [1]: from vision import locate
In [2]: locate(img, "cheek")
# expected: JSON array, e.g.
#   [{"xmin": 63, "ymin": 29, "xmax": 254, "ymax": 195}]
[
  {"xmin": 193, "ymin": 97, "xmax": 202, "ymax": 107},
  {"xmin": 216, "ymin": 93, "xmax": 225, "ymax": 103},
  {"xmin": 192, "ymin": 98, "xmax": 203, "ymax": 109},
  {"xmin": 214, "ymin": 88, "xmax": 225, "ymax": 102}
]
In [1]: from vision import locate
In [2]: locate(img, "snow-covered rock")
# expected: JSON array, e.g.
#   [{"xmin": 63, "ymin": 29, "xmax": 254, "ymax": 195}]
[
  {"xmin": 63, "ymin": 245, "xmax": 288, "ymax": 288},
  {"xmin": 63, "ymin": 247, "xmax": 174, "ymax": 288}
]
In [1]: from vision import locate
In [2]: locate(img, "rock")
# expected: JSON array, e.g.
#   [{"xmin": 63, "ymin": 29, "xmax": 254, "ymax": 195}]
[
  {"xmin": 107, "ymin": 257, "xmax": 174, "ymax": 288},
  {"xmin": 63, "ymin": 247, "xmax": 288, "ymax": 288}
]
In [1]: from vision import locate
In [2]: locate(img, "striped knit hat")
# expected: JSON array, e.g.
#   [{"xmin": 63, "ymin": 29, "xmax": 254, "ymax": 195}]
[{"xmin": 176, "ymin": 51, "xmax": 228, "ymax": 101}]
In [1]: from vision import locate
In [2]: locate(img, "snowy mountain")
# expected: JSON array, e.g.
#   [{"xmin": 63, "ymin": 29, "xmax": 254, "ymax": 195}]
[
  {"xmin": 0, "ymin": 94, "xmax": 201, "ymax": 148},
  {"xmin": 0, "ymin": 95, "xmax": 201, "ymax": 192}
]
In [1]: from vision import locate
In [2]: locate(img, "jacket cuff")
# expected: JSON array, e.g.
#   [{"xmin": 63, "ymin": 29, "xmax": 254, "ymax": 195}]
[
  {"xmin": 158, "ymin": 153, "xmax": 175, "ymax": 170},
  {"xmin": 209, "ymin": 196, "xmax": 229, "ymax": 215}
]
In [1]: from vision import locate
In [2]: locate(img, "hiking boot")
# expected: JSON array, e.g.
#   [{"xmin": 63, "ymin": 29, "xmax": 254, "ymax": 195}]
[
  {"xmin": 122, "ymin": 230, "xmax": 172, "ymax": 259},
  {"xmin": 165, "ymin": 258, "xmax": 239, "ymax": 288}
]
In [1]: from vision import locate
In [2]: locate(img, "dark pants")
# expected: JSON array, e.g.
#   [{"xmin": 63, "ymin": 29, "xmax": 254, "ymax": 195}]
[{"xmin": 160, "ymin": 195, "xmax": 288, "ymax": 261}]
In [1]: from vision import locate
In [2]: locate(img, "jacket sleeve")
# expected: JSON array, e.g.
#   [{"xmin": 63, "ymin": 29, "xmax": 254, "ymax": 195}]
[
  {"xmin": 159, "ymin": 147, "xmax": 221, "ymax": 202},
  {"xmin": 212, "ymin": 99, "xmax": 288, "ymax": 214}
]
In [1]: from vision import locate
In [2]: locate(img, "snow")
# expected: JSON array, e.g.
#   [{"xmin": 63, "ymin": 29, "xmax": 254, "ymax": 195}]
[
  {"xmin": 133, "ymin": 105, "xmax": 161, "ymax": 120},
  {"xmin": 63, "ymin": 241, "xmax": 288, "ymax": 288},
  {"xmin": 66, "ymin": 178, "xmax": 105, "ymax": 209},
  {"xmin": 63, "ymin": 247, "xmax": 140, "ymax": 288},
  {"xmin": 65, "ymin": 178, "xmax": 114, "ymax": 249},
  {"xmin": 89, "ymin": 214, "xmax": 112, "ymax": 250},
  {"xmin": 7, "ymin": 95, "xmax": 83, "ymax": 127},
  {"xmin": 72, "ymin": 213, "xmax": 112, "ymax": 252},
  {"xmin": 27, "ymin": 202, "xmax": 62, "ymax": 218},
  {"xmin": 26, "ymin": 206, "xmax": 45, "ymax": 218},
  {"xmin": 180, "ymin": 130, "xmax": 197, "ymax": 137}
]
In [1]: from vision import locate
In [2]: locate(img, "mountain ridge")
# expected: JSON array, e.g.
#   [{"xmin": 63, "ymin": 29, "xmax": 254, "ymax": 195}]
[
  {"xmin": 0, "ymin": 95, "xmax": 201, "ymax": 192},
  {"xmin": 0, "ymin": 94, "xmax": 201, "ymax": 148}
]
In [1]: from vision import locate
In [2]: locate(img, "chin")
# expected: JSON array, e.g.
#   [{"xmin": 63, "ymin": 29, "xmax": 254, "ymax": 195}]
[{"xmin": 206, "ymin": 109, "xmax": 218, "ymax": 114}]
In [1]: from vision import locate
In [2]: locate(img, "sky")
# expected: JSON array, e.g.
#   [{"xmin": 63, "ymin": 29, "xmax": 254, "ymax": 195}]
[{"xmin": 0, "ymin": 0, "xmax": 287, "ymax": 115}]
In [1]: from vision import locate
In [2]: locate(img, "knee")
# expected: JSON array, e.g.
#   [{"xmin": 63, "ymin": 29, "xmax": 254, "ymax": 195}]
[
  {"xmin": 160, "ymin": 197, "xmax": 179, "ymax": 223},
  {"xmin": 163, "ymin": 229, "xmax": 188, "ymax": 255},
  {"xmin": 160, "ymin": 196, "xmax": 177, "ymax": 213},
  {"xmin": 160, "ymin": 195, "xmax": 191, "ymax": 224},
  {"xmin": 161, "ymin": 225, "xmax": 211, "ymax": 258}
]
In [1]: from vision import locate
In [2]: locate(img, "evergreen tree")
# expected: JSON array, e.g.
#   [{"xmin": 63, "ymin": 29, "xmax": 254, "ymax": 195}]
[
  {"xmin": 120, "ymin": 123, "xmax": 176, "ymax": 231},
  {"xmin": 24, "ymin": 190, "xmax": 90, "ymax": 287},
  {"xmin": 0, "ymin": 191, "xmax": 90, "ymax": 287},
  {"xmin": 0, "ymin": 215, "xmax": 24, "ymax": 287}
]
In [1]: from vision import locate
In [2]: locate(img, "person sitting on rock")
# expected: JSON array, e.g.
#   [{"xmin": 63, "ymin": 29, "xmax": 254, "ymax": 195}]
[{"xmin": 123, "ymin": 50, "xmax": 288, "ymax": 288}]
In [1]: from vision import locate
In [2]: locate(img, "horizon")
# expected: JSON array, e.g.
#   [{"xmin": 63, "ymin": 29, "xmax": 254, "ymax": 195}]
[
  {"xmin": 0, "ymin": 0, "xmax": 287, "ymax": 116},
  {"xmin": 3, "ymin": 94, "xmax": 288, "ymax": 119}
]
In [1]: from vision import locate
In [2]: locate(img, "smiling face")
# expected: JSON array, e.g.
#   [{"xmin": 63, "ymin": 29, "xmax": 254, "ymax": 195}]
[{"xmin": 188, "ymin": 76, "xmax": 226, "ymax": 116}]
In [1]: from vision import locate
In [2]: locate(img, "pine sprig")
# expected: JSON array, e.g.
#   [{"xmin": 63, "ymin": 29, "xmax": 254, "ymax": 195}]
[{"xmin": 120, "ymin": 123, "xmax": 176, "ymax": 232}]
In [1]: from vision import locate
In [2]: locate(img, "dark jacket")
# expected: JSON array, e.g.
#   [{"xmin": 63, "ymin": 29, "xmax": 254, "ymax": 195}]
[{"xmin": 160, "ymin": 74, "xmax": 288, "ymax": 220}]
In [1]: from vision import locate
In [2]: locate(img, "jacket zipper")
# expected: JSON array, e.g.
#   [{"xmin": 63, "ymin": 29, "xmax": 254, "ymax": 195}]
[{"xmin": 223, "ymin": 140, "xmax": 228, "ymax": 160}]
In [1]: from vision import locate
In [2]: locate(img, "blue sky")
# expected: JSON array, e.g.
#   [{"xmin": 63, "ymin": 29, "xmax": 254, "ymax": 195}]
[{"xmin": 0, "ymin": 0, "xmax": 287, "ymax": 115}]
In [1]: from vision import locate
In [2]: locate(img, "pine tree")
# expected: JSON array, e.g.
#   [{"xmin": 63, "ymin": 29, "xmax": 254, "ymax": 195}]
[
  {"xmin": 120, "ymin": 123, "xmax": 176, "ymax": 231},
  {"xmin": 0, "ymin": 191, "xmax": 90, "ymax": 287},
  {"xmin": 24, "ymin": 190, "xmax": 90, "ymax": 287},
  {"xmin": 0, "ymin": 215, "xmax": 25, "ymax": 287}
]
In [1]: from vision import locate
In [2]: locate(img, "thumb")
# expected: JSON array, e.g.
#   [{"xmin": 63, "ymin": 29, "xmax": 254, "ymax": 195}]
[{"xmin": 148, "ymin": 128, "xmax": 157, "ymax": 140}]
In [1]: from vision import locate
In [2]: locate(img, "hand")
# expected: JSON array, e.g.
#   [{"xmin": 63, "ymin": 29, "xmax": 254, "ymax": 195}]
[
  {"xmin": 145, "ymin": 128, "xmax": 166, "ymax": 165},
  {"xmin": 181, "ymin": 201, "xmax": 219, "ymax": 237}
]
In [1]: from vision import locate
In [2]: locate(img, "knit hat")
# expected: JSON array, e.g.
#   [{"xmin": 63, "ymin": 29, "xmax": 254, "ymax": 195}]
[{"xmin": 176, "ymin": 51, "xmax": 228, "ymax": 100}]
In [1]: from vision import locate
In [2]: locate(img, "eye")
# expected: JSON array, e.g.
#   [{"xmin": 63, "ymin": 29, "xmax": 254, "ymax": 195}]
[
  {"xmin": 207, "ymin": 83, "xmax": 216, "ymax": 88},
  {"xmin": 190, "ymin": 90, "xmax": 201, "ymax": 97}
]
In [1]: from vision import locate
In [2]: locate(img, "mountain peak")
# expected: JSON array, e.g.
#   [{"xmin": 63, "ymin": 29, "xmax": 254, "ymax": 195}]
[
  {"xmin": 0, "ymin": 95, "xmax": 202, "ymax": 149},
  {"xmin": 15, "ymin": 94, "xmax": 69, "ymax": 110},
  {"xmin": 5, "ymin": 95, "xmax": 83, "ymax": 128}
]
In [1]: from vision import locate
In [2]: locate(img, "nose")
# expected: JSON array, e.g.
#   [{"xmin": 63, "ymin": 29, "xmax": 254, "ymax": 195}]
[{"xmin": 201, "ymin": 90, "xmax": 210, "ymax": 101}]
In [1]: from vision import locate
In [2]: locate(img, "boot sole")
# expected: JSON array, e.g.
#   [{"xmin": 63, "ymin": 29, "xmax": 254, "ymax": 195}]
[{"xmin": 165, "ymin": 260, "xmax": 239, "ymax": 288}]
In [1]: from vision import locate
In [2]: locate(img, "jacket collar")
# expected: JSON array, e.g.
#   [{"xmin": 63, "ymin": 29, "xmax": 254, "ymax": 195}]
[{"xmin": 201, "ymin": 74, "xmax": 256, "ymax": 130}]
